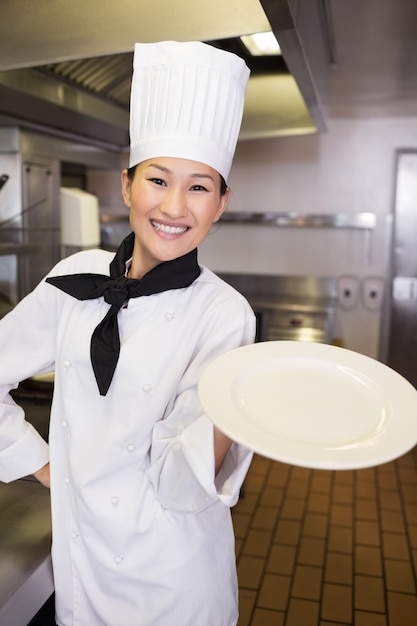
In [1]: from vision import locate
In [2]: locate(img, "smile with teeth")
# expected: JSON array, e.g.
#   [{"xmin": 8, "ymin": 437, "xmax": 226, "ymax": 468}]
[{"xmin": 151, "ymin": 220, "xmax": 189, "ymax": 235}]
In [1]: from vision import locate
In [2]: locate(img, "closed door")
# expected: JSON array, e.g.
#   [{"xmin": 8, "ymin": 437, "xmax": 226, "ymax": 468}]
[{"xmin": 387, "ymin": 151, "xmax": 417, "ymax": 387}]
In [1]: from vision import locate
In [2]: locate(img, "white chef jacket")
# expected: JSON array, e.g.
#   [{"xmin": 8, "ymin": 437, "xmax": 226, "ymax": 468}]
[{"xmin": 0, "ymin": 248, "xmax": 256, "ymax": 626}]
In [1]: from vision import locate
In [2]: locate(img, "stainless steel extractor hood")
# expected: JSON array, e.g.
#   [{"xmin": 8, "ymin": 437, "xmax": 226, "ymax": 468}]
[{"xmin": 0, "ymin": 0, "xmax": 331, "ymax": 149}]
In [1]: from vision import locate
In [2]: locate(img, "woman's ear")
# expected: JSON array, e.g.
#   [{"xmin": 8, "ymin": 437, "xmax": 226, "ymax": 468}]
[
  {"xmin": 213, "ymin": 187, "xmax": 230, "ymax": 223},
  {"xmin": 121, "ymin": 169, "xmax": 131, "ymax": 207}
]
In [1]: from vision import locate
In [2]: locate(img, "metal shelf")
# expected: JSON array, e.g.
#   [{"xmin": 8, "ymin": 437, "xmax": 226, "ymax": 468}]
[
  {"xmin": 0, "ymin": 243, "xmax": 40, "ymax": 256},
  {"xmin": 99, "ymin": 211, "xmax": 377, "ymax": 230},
  {"xmin": 219, "ymin": 212, "xmax": 376, "ymax": 229}
]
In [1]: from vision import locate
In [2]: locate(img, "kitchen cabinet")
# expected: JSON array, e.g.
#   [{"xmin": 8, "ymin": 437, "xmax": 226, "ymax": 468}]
[
  {"xmin": 20, "ymin": 160, "xmax": 60, "ymax": 296},
  {"xmin": 0, "ymin": 125, "xmax": 123, "ymax": 310},
  {"xmin": 0, "ymin": 128, "xmax": 61, "ymax": 306}
]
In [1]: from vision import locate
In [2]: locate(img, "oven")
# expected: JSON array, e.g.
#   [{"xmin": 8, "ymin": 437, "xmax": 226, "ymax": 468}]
[{"xmin": 218, "ymin": 274, "xmax": 337, "ymax": 345}]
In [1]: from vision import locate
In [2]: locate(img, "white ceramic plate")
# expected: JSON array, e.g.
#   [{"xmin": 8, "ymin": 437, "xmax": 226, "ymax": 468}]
[{"xmin": 198, "ymin": 341, "xmax": 417, "ymax": 470}]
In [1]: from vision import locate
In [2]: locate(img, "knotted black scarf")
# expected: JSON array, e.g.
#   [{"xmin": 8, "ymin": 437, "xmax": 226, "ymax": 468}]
[{"xmin": 46, "ymin": 232, "xmax": 201, "ymax": 396}]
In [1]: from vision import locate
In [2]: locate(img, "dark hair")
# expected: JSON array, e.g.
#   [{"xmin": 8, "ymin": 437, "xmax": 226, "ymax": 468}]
[
  {"xmin": 219, "ymin": 175, "xmax": 228, "ymax": 196},
  {"xmin": 126, "ymin": 165, "xmax": 228, "ymax": 196}
]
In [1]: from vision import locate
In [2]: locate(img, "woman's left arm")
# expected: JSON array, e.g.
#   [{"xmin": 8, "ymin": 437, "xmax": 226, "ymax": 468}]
[
  {"xmin": 146, "ymin": 293, "xmax": 256, "ymax": 513},
  {"xmin": 214, "ymin": 427, "xmax": 234, "ymax": 476}
]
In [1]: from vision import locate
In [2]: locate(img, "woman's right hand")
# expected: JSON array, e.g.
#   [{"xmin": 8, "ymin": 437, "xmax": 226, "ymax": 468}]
[{"xmin": 34, "ymin": 462, "xmax": 50, "ymax": 488}]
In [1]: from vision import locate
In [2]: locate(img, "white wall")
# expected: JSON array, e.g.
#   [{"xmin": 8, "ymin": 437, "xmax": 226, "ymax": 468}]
[
  {"xmin": 87, "ymin": 153, "xmax": 129, "ymax": 216},
  {"xmin": 198, "ymin": 117, "xmax": 417, "ymax": 358}
]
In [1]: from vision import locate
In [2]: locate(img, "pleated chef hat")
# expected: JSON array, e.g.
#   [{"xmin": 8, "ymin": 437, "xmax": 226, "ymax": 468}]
[{"xmin": 129, "ymin": 41, "xmax": 250, "ymax": 182}]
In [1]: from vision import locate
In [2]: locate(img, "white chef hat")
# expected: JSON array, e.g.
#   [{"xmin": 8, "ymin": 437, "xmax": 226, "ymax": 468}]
[{"xmin": 128, "ymin": 41, "xmax": 250, "ymax": 182}]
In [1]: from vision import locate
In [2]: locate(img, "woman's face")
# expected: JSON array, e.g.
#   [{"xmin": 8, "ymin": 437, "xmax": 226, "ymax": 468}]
[{"xmin": 121, "ymin": 157, "xmax": 229, "ymax": 278}]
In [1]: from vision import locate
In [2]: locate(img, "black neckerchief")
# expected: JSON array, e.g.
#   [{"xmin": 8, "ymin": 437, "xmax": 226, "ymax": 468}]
[{"xmin": 46, "ymin": 232, "xmax": 201, "ymax": 395}]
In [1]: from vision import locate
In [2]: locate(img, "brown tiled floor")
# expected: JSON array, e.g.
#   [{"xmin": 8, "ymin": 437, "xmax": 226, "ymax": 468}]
[{"xmin": 234, "ymin": 450, "xmax": 417, "ymax": 626}]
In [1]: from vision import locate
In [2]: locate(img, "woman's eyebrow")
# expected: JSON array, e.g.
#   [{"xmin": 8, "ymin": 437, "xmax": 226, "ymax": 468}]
[
  {"xmin": 146, "ymin": 164, "xmax": 215, "ymax": 182},
  {"xmin": 190, "ymin": 173, "xmax": 215, "ymax": 182},
  {"xmin": 146, "ymin": 163, "xmax": 171, "ymax": 174}
]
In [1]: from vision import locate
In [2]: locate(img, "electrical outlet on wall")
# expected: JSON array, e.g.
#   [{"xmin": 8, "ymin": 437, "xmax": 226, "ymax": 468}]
[
  {"xmin": 361, "ymin": 276, "xmax": 385, "ymax": 311},
  {"xmin": 337, "ymin": 275, "xmax": 359, "ymax": 310}
]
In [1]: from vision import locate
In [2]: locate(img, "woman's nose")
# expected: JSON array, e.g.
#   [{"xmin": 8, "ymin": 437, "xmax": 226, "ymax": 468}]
[{"xmin": 160, "ymin": 187, "xmax": 188, "ymax": 218}]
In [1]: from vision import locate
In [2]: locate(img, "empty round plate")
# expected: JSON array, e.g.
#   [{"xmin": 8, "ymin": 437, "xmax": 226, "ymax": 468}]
[{"xmin": 198, "ymin": 341, "xmax": 417, "ymax": 470}]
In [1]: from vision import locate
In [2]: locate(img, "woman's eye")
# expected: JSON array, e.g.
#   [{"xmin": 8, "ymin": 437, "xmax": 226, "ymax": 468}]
[
  {"xmin": 149, "ymin": 178, "xmax": 166, "ymax": 186},
  {"xmin": 190, "ymin": 184, "xmax": 208, "ymax": 192}
]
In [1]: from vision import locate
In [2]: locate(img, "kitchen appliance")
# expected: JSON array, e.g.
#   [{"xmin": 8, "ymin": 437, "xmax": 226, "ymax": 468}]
[
  {"xmin": 0, "ymin": 130, "xmax": 61, "ymax": 315},
  {"xmin": 218, "ymin": 273, "xmax": 337, "ymax": 344},
  {"xmin": 60, "ymin": 187, "xmax": 100, "ymax": 256},
  {"xmin": 385, "ymin": 151, "xmax": 417, "ymax": 388}
]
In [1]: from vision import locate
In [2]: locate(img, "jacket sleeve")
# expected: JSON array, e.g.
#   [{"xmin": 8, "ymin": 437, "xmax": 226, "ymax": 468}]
[
  {"xmin": 0, "ymin": 276, "xmax": 60, "ymax": 482},
  {"xmin": 146, "ymin": 293, "xmax": 256, "ymax": 513}
]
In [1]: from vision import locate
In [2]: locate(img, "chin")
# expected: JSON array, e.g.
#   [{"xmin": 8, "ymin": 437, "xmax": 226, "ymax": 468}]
[{"xmin": 154, "ymin": 243, "xmax": 194, "ymax": 262}]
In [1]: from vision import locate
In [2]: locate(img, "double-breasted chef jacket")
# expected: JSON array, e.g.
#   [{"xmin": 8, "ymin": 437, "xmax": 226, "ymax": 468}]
[{"xmin": 0, "ymin": 247, "xmax": 256, "ymax": 626}]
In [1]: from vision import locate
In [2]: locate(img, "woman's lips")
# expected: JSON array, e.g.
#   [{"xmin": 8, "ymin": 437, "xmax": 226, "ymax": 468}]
[{"xmin": 150, "ymin": 219, "xmax": 189, "ymax": 235}]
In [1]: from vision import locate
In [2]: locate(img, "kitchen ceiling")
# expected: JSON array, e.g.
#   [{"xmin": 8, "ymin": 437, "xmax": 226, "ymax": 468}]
[{"xmin": 0, "ymin": 0, "xmax": 416, "ymax": 150}]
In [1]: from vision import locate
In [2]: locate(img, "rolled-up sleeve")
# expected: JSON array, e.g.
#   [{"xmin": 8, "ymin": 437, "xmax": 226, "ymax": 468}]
[{"xmin": 146, "ymin": 295, "xmax": 256, "ymax": 513}]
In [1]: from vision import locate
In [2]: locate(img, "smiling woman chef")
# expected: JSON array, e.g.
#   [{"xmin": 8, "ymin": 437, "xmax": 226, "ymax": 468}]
[{"xmin": 0, "ymin": 41, "xmax": 255, "ymax": 626}]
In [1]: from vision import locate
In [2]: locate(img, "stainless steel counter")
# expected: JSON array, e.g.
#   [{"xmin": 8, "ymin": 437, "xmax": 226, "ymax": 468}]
[
  {"xmin": 0, "ymin": 390, "xmax": 53, "ymax": 626},
  {"xmin": 0, "ymin": 477, "xmax": 53, "ymax": 626}
]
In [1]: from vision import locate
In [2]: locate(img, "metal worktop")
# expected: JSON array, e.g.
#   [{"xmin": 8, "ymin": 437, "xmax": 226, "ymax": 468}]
[
  {"xmin": 0, "ymin": 477, "xmax": 53, "ymax": 626},
  {"xmin": 0, "ymin": 393, "xmax": 53, "ymax": 626}
]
